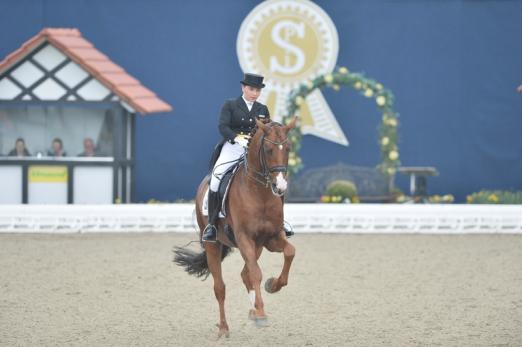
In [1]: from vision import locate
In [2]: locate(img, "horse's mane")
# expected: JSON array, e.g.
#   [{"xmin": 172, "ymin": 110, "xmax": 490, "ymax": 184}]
[
  {"xmin": 248, "ymin": 119, "xmax": 283, "ymax": 137},
  {"xmin": 248, "ymin": 119, "xmax": 283, "ymax": 148}
]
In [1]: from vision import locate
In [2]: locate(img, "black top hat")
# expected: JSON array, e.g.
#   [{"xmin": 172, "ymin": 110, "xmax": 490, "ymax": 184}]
[{"xmin": 240, "ymin": 73, "xmax": 265, "ymax": 89}]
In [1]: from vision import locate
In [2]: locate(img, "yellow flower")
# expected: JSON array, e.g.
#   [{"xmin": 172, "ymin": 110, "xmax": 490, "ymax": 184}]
[
  {"xmin": 332, "ymin": 84, "xmax": 340, "ymax": 91},
  {"xmin": 320, "ymin": 195, "xmax": 331, "ymax": 203},
  {"xmin": 467, "ymin": 196, "xmax": 473, "ymax": 203},
  {"xmin": 443, "ymin": 195, "xmax": 454, "ymax": 202},
  {"xmin": 354, "ymin": 81, "xmax": 362, "ymax": 90},
  {"xmin": 388, "ymin": 150, "xmax": 399, "ymax": 160},
  {"xmin": 386, "ymin": 118, "xmax": 397, "ymax": 127},
  {"xmin": 288, "ymin": 158, "xmax": 296, "ymax": 166},
  {"xmin": 295, "ymin": 96, "xmax": 304, "ymax": 106},
  {"xmin": 306, "ymin": 80, "xmax": 314, "ymax": 89},
  {"xmin": 352, "ymin": 196, "xmax": 360, "ymax": 203},
  {"xmin": 376, "ymin": 83, "xmax": 383, "ymax": 90},
  {"xmin": 324, "ymin": 74, "xmax": 334, "ymax": 84},
  {"xmin": 387, "ymin": 167, "xmax": 396, "ymax": 175},
  {"xmin": 338, "ymin": 66, "xmax": 349, "ymax": 74},
  {"xmin": 381, "ymin": 137, "xmax": 390, "ymax": 146},
  {"xmin": 396, "ymin": 195, "xmax": 406, "ymax": 203},
  {"xmin": 487, "ymin": 194, "xmax": 498, "ymax": 203},
  {"xmin": 376, "ymin": 95, "xmax": 386, "ymax": 106},
  {"xmin": 364, "ymin": 89, "xmax": 374, "ymax": 97}
]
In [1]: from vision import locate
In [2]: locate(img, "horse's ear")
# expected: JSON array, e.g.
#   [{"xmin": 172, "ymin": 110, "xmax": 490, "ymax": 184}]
[
  {"xmin": 255, "ymin": 118, "xmax": 267, "ymax": 132},
  {"xmin": 284, "ymin": 116, "xmax": 298, "ymax": 133}
]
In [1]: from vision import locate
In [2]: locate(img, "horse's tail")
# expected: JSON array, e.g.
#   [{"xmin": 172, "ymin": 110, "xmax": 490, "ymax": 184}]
[{"xmin": 173, "ymin": 244, "xmax": 232, "ymax": 280}]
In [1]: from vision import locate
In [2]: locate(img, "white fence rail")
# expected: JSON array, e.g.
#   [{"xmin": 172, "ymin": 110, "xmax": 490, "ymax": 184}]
[{"xmin": 0, "ymin": 204, "xmax": 521, "ymax": 234}]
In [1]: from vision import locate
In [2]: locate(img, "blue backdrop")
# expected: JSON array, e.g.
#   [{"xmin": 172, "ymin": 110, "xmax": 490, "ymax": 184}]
[{"xmin": 1, "ymin": 0, "xmax": 522, "ymax": 202}]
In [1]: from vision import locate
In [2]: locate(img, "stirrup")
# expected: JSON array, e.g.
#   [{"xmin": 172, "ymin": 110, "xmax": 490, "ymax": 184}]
[{"xmin": 202, "ymin": 224, "xmax": 217, "ymax": 242}]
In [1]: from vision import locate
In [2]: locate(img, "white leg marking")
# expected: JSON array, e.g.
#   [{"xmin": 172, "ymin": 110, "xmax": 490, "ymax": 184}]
[{"xmin": 249, "ymin": 290, "xmax": 256, "ymax": 309}]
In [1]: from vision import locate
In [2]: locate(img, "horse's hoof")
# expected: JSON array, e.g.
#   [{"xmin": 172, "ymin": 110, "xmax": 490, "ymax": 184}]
[
  {"xmin": 264, "ymin": 277, "xmax": 276, "ymax": 293},
  {"xmin": 255, "ymin": 316, "xmax": 269, "ymax": 328},
  {"xmin": 248, "ymin": 309, "xmax": 256, "ymax": 320},
  {"xmin": 216, "ymin": 324, "xmax": 230, "ymax": 338},
  {"xmin": 218, "ymin": 329, "xmax": 230, "ymax": 338}
]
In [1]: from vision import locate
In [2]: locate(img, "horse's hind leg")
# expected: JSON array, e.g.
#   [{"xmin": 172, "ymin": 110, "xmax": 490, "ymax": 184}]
[
  {"xmin": 205, "ymin": 242, "xmax": 230, "ymax": 337},
  {"xmin": 265, "ymin": 235, "xmax": 295, "ymax": 294}
]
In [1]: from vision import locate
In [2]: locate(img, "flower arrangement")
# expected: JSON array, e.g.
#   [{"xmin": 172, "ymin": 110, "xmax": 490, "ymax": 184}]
[
  {"xmin": 466, "ymin": 190, "xmax": 522, "ymax": 204},
  {"xmin": 282, "ymin": 66, "xmax": 400, "ymax": 179},
  {"xmin": 321, "ymin": 180, "xmax": 359, "ymax": 203}
]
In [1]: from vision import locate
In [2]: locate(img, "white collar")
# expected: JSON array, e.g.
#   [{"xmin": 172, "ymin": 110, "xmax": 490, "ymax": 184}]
[{"xmin": 242, "ymin": 95, "xmax": 254, "ymax": 110}]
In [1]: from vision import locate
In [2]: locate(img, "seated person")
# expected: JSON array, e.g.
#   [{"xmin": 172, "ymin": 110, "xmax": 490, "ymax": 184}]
[
  {"xmin": 78, "ymin": 137, "xmax": 98, "ymax": 157},
  {"xmin": 47, "ymin": 138, "xmax": 67, "ymax": 157},
  {"xmin": 8, "ymin": 138, "xmax": 31, "ymax": 157}
]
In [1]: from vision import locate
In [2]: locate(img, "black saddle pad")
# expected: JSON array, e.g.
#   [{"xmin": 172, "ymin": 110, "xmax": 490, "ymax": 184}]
[{"xmin": 216, "ymin": 157, "xmax": 243, "ymax": 203}]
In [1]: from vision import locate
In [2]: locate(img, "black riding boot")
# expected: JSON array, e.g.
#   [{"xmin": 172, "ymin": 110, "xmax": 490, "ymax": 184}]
[
  {"xmin": 281, "ymin": 196, "xmax": 294, "ymax": 237},
  {"xmin": 202, "ymin": 191, "xmax": 219, "ymax": 242}
]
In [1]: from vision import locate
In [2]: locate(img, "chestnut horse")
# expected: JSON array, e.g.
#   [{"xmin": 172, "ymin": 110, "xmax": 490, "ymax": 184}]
[{"xmin": 174, "ymin": 118, "xmax": 297, "ymax": 337}]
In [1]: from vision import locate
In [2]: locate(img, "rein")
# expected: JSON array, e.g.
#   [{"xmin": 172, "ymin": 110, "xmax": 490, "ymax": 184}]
[{"xmin": 244, "ymin": 122, "xmax": 288, "ymax": 195}]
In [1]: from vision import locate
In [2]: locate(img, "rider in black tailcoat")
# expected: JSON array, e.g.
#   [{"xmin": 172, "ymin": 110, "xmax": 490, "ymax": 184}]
[{"xmin": 202, "ymin": 73, "xmax": 293, "ymax": 242}]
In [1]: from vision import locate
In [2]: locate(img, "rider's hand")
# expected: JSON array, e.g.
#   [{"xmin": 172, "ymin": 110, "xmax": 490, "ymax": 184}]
[{"xmin": 234, "ymin": 135, "xmax": 250, "ymax": 148}]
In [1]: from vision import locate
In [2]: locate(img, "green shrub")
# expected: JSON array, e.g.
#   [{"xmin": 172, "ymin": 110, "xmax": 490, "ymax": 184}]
[
  {"xmin": 466, "ymin": 190, "xmax": 522, "ymax": 204},
  {"xmin": 325, "ymin": 180, "xmax": 358, "ymax": 201}
]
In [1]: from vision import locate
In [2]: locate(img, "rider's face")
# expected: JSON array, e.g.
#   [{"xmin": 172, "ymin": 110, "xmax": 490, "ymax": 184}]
[{"xmin": 241, "ymin": 84, "xmax": 261, "ymax": 102}]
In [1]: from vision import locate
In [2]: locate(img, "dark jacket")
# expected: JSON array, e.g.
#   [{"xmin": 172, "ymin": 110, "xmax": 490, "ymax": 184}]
[
  {"xmin": 218, "ymin": 96, "xmax": 270, "ymax": 142},
  {"xmin": 8, "ymin": 148, "xmax": 30, "ymax": 157}
]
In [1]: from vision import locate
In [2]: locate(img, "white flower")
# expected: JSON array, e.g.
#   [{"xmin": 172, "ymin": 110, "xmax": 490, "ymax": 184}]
[
  {"xmin": 388, "ymin": 150, "xmax": 399, "ymax": 160},
  {"xmin": 376, "ymin": 95, "xmax": 386, "ymax": 106},
  {"xmin": 338, "ymin": 67, "xmax": 349, "ymax": 74},
  {"xmin": 324, "ymin": 74, "xmax": 334, "ymax": 83},
  {"xmin": 364, "ymin": 89, "xmax": 374, "ymax": 97}
]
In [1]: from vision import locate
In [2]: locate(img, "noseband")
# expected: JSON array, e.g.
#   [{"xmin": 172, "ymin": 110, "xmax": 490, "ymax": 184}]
[{"xmin": 244, "ymin": 123, "xmax": 289, "ymax": 195}]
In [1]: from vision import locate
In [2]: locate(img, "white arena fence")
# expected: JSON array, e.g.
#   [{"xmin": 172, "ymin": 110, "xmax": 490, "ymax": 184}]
[{"xmin": 0, "ymin": 204, "xmax": 522, "ymax": 234}]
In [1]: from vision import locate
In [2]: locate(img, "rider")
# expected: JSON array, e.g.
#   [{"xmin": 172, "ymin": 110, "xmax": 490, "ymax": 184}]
[{"xmin": 202, "ymin": 72, "xmax": 294, "ymax": 242}]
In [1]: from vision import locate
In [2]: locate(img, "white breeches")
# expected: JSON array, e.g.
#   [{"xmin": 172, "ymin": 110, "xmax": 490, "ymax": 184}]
[{"xmin": 209, "ymin": 141, "xmax": 245, "ymax": 192}]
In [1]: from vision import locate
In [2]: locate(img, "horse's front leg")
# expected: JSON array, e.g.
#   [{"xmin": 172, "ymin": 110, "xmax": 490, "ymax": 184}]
[
  {"xmin": 265, "ymin": 234, "xmax": 296, "ymax": 294},
  {"xmin": 204, "ymin": 242, "xmax": 230, "ymax": 337},
  {"xmin": 237, "ymin": 236, "xmax": 268, "ymax": 326}
]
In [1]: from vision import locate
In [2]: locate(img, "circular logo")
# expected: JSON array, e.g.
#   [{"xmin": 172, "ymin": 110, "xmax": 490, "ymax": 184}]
[{"xmin": 237, "ymin": 0, "xmax": 338, "ymax": 90}]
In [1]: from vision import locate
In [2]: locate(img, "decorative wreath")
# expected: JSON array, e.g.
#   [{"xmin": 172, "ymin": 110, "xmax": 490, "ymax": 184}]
[{"xmin": 281, "ymin": 66, "xmax": 400, "ymax": 179}]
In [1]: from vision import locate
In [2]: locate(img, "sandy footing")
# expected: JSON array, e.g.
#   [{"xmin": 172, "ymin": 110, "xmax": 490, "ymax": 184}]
[{"xmin": 1, "ymin": 233, "xmax": 521, "ymax": 346}]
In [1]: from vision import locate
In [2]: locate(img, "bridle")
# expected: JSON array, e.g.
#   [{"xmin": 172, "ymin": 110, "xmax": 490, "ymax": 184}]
[{"xmin": 244, "ymin": 122, "xmax": 289, "ymax": 196}]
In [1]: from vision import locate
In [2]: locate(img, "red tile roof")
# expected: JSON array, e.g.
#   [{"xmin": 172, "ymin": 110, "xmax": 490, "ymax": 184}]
[{"xmin": 0, "ymin": 28, "xmax": 172, "ymax": 114}]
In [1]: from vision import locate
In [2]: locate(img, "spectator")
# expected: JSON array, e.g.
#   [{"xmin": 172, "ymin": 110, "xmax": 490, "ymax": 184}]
[
  {"xmin": 8, "ymin": 138, "xmax": 31, "ymax": 157},
  {"xmin": 78, "ymin": 137, "xmax": 98, "ymax": 157},
  {"xmin": 47, "ymin": 138, "xmax": 67, "ymax": 157}
]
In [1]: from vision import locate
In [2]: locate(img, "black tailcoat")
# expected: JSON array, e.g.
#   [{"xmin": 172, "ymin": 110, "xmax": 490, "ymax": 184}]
[{"xmin": 218, "ymin": 96, "xmax": 270, "ymax": 141}]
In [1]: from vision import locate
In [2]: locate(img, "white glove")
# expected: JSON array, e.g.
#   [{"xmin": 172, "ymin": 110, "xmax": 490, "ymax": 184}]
[{"xmin": 234, "ymin": 135, "xmax": 250, "ymax": 148}]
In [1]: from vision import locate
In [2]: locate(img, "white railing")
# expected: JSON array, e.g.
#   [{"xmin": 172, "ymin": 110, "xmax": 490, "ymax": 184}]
[{"xmin": 0, "ymin": 204, "xmax": 521, "ymax": 234}]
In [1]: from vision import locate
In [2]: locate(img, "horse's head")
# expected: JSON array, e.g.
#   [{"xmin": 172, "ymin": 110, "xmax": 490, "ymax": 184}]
[{"xmin": 247, "ymin": 117, "xmax": 297, "ymax": 196}]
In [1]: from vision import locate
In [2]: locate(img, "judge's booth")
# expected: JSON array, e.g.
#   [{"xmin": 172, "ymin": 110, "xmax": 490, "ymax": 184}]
[{"xmin": 0, "ymin": 28, "xmax": 171, "ymax": 204}]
